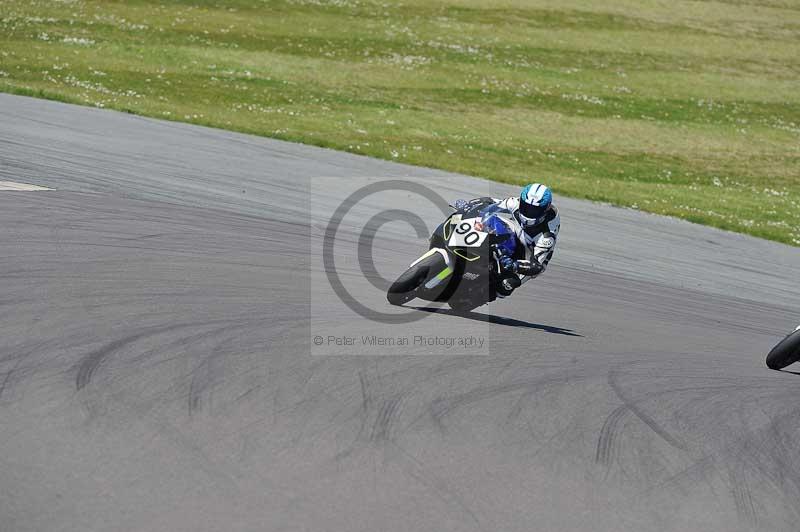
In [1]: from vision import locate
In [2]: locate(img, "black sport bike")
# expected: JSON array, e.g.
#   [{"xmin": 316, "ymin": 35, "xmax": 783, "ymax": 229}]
[{"xmin": 387, "ymin": 202, "xmax": 535, "ymax": 313}]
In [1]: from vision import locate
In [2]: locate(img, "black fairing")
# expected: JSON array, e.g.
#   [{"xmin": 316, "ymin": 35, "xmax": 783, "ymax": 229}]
[{"xmin": 421, "ymin": 214, "xmax": 499, "ymax": 305}]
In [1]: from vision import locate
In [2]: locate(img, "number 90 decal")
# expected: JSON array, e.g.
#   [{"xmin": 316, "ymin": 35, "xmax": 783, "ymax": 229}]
[{"xmin": 449, "ymin": 218, "xmax": 488, "ymax": 247}]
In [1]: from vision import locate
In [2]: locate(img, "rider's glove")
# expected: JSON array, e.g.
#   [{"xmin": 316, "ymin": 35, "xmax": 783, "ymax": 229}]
[
  {"xmin": 499, "ymin": 255, "xmax": 517, "ymax": 273},
  {"xmin": 452, "ymin": 199, "xmax": 470, "ymax": 213}
]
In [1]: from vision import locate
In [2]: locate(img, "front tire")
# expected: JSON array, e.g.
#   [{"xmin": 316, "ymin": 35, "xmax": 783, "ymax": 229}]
[
  {"xmin": 766, "ymin": 328, "xmax": 800, "ymax": 370},
  {"xmin": 387, "ymin": 253, "xmax": 444, "ymax": 306}
]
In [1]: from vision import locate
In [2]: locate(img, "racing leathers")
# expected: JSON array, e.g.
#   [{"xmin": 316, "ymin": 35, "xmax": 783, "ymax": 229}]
[{"xmin": 453, "ymin": 196, "xmax": 560, "ymax": 297}]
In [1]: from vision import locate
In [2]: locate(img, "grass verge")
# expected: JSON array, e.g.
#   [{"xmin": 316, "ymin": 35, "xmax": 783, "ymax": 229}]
[{"xmin": 1, "ymin": 0, "xmax": 799, "ymax": 244}]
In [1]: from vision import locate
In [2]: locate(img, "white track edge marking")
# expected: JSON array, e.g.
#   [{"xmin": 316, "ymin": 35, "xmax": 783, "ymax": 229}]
[{"xmin": 0, "ymin": 181, "xmax": 54, "ymax": 191}]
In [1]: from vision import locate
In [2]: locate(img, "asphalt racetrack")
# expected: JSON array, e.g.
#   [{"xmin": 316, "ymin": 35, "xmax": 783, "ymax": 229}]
[{"xmin": 2, "ymin": 93, "xmax": 800, "ymax": 532}]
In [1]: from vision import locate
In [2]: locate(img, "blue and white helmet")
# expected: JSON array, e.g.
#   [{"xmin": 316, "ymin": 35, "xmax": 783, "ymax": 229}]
[{"xmin": 518, "ymin": 183, "xmax": 552, "ymax": 226}]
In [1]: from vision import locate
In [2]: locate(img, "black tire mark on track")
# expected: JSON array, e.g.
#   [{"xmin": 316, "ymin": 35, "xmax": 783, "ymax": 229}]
[
  {"xmin": 595, "ymin": 404, "xmax": 630, "ymax": 468},
  {"xmin": 429, "ymin": 374, "xmax": 587, "ymax": 425},
  {"xmin": 595, "ymin": 381, "xmax": 752, "ymax": 472},
  {"xmin": 371, "ymin": 394, "xmax": 404, "ymax": 442},
  {"xmin": 631, "ymin": 390, "xmax": 800, "ymax": 525},
  {"xmin": 0, "ymin": 345, "xmax": 31, "ymax": 399},
  {"xmin": 75, "ymin": 319, "xmax": 241, "ymax": 391},
  {"xmin": 605, "ymin": 367, "xmax": 688, "ymax": 453},
  {"xmin": 187, "ymin": 331, "xmax": 244, "ymax": 416},
  {"xmin": 355, "ymin": 369, "xmax": 372, "ymax": 442},
  {"xmin": 729, "ymin": 466, "xmax": 758, "ymax": 527}
]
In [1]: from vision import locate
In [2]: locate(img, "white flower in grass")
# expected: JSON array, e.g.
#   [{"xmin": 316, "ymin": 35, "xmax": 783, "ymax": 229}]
[
  {"xmin": 561, "ymin": 93, "xmax": 604, "ymax": 105},
  {"xmin": 63, "ymin": 36, "xmax": 95, "ymax": 45}
]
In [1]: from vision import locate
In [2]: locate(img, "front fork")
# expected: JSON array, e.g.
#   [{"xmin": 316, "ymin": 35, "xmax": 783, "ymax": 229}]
[{"xmin": 492, "ymin": 246, "xmax": 523, "ymax": 298}]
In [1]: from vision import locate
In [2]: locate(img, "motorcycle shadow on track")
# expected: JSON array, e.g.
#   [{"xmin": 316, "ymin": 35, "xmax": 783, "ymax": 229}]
[{"xmin": 408, "ymin": 306, "xmax": 582, "ymax": 337}]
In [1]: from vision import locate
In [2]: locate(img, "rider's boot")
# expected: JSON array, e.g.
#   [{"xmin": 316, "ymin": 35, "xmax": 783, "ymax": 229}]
[{"xmin": 496, "ymin": 275, "xmax": 521, "ymax": 297}]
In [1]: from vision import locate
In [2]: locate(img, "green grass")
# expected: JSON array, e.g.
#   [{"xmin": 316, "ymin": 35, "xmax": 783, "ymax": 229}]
[{"xmin": 1, "ymin": 0, "xmax": 799, "ymax": 245}]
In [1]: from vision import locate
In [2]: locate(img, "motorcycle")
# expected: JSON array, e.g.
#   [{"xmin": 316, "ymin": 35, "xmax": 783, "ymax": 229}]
[
  {"xmin": 765, "ymin": 326, "xmax": 800, "ymax": 370},
  {"xmin": 387, "ymin": 202, "xmax": 534, "ymax": 313}
]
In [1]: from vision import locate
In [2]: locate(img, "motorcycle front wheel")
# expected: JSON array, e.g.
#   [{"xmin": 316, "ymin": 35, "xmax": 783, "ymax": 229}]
[
  {"xmin": 387, "ymin": 252, "xmax": 445, "ymax": 306},
  {"xmin": 766, "ymin": 328, "xmax": 800, "ymax": 370}
]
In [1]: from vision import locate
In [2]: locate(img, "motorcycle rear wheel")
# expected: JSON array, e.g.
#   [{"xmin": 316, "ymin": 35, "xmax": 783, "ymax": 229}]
[{"xmin": 765, "ymin": 328, "xmax": 800, "ymax": 370}]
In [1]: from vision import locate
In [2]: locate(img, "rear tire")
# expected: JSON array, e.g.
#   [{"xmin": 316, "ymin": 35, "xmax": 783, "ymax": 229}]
[
  {"xmin": 387, "ymin": 253, "xmax": 443, "ymax": 306},
  {"xmin": 766, "ymin": 329, "xmax": 800, "ymax": 370}
]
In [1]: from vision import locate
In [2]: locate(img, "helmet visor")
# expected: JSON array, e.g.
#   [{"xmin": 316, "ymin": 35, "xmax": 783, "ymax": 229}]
[{"xmin": 518, "ymin": 200, "xmax": 547, "ymax": 223}]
